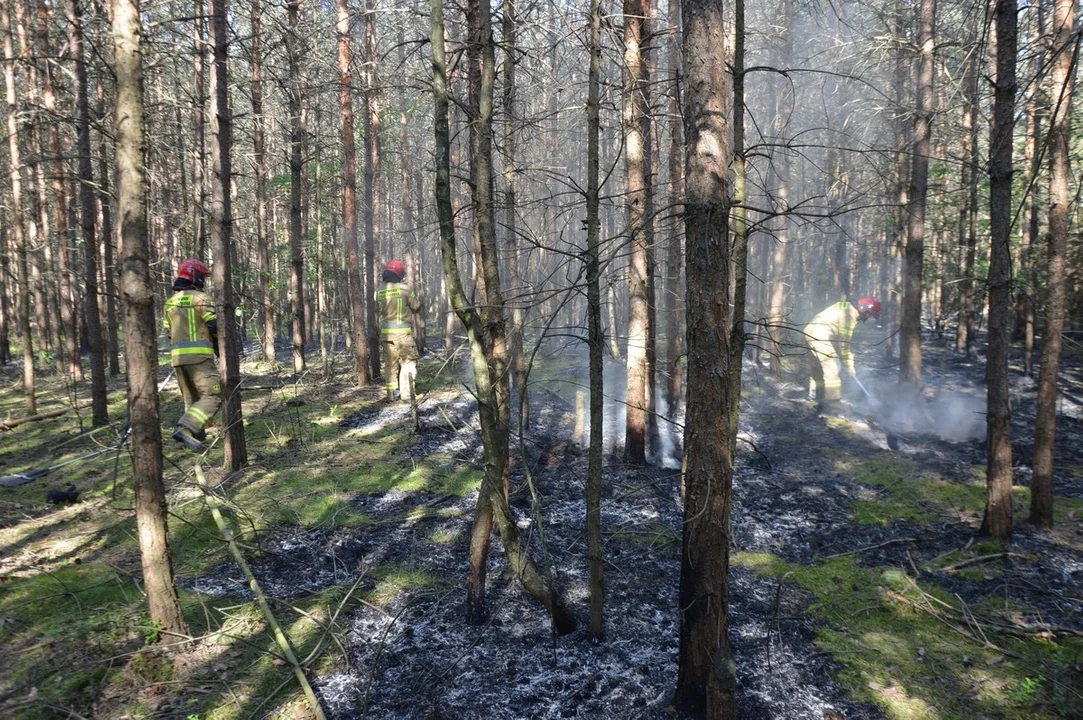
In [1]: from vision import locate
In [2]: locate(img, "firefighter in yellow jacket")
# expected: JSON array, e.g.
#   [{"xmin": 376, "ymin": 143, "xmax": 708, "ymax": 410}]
[
  {"xmin": 805, "ymin": 296, "xmax": 881, "ymax": 411},
  {"xmin": 376, "ymin": 259, "xmax": 421, "ymax": 402},
  {"xmin": 164, "ymin": 259, "xmax": 220, "ymax": 451}
]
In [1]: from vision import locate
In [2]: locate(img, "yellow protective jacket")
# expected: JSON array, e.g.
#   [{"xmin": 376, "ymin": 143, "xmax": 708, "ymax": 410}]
[
  {"xmin": 164, "ymin": 289, "xmax": 217, "ymax": 366},
  {"xmin": 375, "ymin": 282, "xmax": 420, "ymax": 335},
  {"xmin": 805, "ymin": 301, "xmax": 861, "ymax": 373}
]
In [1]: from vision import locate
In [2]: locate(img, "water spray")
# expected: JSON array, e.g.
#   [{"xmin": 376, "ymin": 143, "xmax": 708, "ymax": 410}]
[{"xmin": 851, "ymin": 375, "xmax": 900, "ymax": 451}]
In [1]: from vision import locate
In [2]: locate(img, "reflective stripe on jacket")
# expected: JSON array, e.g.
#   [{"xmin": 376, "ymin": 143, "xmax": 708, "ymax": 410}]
[
  {"xmin": 164, "ymin": 289, "xmax": 217, "ymax": 366},
  {"xmin": 375, "ymin": 282, "xmax": 420, "ymax": 335},
  {"xmin": 804, "ymin": 301, "xmax": 860, "ymax": 364}
]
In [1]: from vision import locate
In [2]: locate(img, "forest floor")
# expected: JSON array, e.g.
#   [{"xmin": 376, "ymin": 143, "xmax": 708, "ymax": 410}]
[{"xmin": 0, "ymin": 333, "xmax": 1081, "ymax": 719}]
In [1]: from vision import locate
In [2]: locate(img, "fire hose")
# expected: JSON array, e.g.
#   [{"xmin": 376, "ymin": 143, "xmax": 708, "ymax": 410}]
[{"xmin": 0, "ymin": 369, "xmax": 176, "ymax": 487}]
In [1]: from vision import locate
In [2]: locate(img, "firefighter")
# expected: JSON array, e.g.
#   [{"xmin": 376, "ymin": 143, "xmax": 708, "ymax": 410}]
[
  {"xmin": 164, "ymin": 258, "xmax": 221, "ymax": 451},
  {"xmin": 376, "ymin": 259, "xmax": 421, "ymax": 402},
  {"xmin": 805, "ymin": 296, "xmax": 881, "ymax": 412}
]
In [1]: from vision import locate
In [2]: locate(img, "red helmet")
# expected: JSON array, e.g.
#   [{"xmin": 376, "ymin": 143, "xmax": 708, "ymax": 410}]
[
  {"xmin": 385, "ymin": 259, "xmax": 405, "ymax": 277},
  {"xmin": 177, "ymin": 258, "xmax": 211, "ymax": 287},
  {"xmin": 857, "ymin": 296, "xmax": 882, "ymax": 318}
]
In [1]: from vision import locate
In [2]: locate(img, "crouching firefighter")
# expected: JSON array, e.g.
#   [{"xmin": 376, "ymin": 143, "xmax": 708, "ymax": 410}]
[
  {"xmin": 376, "ymin": 259, "xmax": 421, "ymax": 402},
  {"xmin": 804, "ymin": 296, "xmax": 881, "ymax": 413},
  {"xmin": 164, "ymin": 259, "xmax": 221, "ymax": 451}
]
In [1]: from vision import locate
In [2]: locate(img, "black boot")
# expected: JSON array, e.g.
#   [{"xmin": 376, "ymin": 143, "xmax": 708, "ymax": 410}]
[{"xmin": 172, "ymin": 426, "xmax": 206, "ymax": 452}]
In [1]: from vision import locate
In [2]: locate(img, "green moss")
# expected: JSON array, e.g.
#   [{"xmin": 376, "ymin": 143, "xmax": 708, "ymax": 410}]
[{"xmin": 734, "ymin": 551, "xmax": 1083, "ymax": 719}]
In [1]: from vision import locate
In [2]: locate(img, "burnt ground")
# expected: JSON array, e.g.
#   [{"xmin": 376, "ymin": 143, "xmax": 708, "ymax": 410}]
[{"xmin": 189, "ymin": 338, "xmax": 1083, "ymax": 719}]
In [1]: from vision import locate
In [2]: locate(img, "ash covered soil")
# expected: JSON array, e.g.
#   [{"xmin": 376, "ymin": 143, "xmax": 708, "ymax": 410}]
[{"xmin": 192, "ymin": 341, "xmax": 1083, "ymax": 719}]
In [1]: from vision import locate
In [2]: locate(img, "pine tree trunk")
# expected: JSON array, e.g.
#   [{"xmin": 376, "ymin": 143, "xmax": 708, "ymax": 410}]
[
  {"xmin": 900, "ymin": 0, "xmax": 936, "ymax": 387},
  {"xmin": 432, "ymin": 0, "xmax": 573, "ymax": 634},
  {"xmin": 675, "ymin": 0, "xmax": 736, "ymax": 713},
  {"xmin": 208, "ymin": 0, "xmax": 246, "ymax": 471},
  {"xmin": 664, "ymin": 0, "xmax": 683, "ymax": 410},
  {"xmin": 96, "ymin": 82, "xmax": 120, "ymax": 376},
  {"xmin": 112, "ymin": 0, "xmax": 188, "ymax": 639},
  {"xmin": 251, "ymin": 0, "xmax": 275, "ymax": 364},
  {"xmin": 623, "ymin": 0, "xmax": 649, "ymax": 464},
  {"xmin": 39, "ymin": 0, "xmax": 78, "ymax": 380},
  {"xmin": 980, "ymin": 0, "xmax": 1017, "ymax": 540},
  {"xmin": 1030, "ymin": 0, "xmax": 1074, "ymax": 529},
  {"xmin": 363, "ymin": 0, "xmax": 380, "ymax": 382},
  {"xmin": 337, "ymin": 0, "xmax": 369, "ymax": 385},
  {"xmin": 503, "ymin": 0, "xmax": 529, "ymax": 433},
  {"xmin": 586, "ymin": 0, "xmax": 605, "ymax": 641},
  {"xmin": 955, "ymin": 34, "xmax": 979, "ymax": 355},
  {"xmin": 4, "ymin": 0, "xmax": 34, "ymax": 414},
  {"xmin": 70, "ymin": 0, "xmax": 108, "ymax": 425},
  {"xmin": 286, "ymin": 0, "xmax": 306, "ymax": 374},
  {"xmin": 767, "ymin": 0, "xmax": 793, "ymax": 375}
]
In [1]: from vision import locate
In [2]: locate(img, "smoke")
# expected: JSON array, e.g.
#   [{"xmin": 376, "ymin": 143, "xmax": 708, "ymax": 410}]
[{"xmin": 866, "ymin": 379, "xmax": 986, "ymax": 441}]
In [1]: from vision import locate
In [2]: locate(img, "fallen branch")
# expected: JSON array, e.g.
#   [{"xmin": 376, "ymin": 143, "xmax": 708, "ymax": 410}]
[
  {"xmin": 820, "ymin": 537, "xmax": 916, "ymax": 560},
  {"xmin": 0, "ymin": 408, "xmax": 69, "ymax": 431},
  {"xmin": 195, "ymin": 465, "xmax": 327, "ymax": 720},
  {"xmin": 940, "ymin": 552, "xmax": 1030, "ymax": 573}
]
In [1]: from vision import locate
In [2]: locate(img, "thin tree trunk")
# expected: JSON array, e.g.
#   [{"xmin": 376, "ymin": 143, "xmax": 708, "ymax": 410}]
[
  {"xmin": 503, "ymin": 0, "xmax": 528, "ymax": 433},
  {"xmin": 664, "ymin": 0, "xmax": 683, "ymax": 410},
  {"xmin": 4, "ymin": 0, "xmax": 34, "ymax": 414},
  {"xmin": 674, "ymin": 0, "xmax": 736, "ymax": 713},
  {"xmin": 97, "ymin": 83, "xmax": 120, "ymax": 376},
  {"xmin": 193, "ymin": 0, "xmax": 207, "ymax": 256},
  {"xmin": 432, "ymin": 0, "xmax": 573, "ymax": 634},
  {"xmin": 1030, "ymin": 0, "xmax": 1075, "ymax": 528},
  {"xmin": 251, "ymin": 0, "xmax": 275, "ymax": 363},
  {"xmin": 586, "ymin": 0, "xmax": 605, "ymax": 641},
  {"xmin": 208, "ymin": 0, "xmax": 246, "ymax": 471},
  {"xmin": 900, "ymin": 0, "xmax": 936, "ymax": 387},
  {"xmin": 956, "ymin": 31, "xmax": 980, "ymax": 355},
  {"xmin": 337, "ymin": 0, "xmax": 368, "ymax": 385},
  {"xmin": 286, "ymin": 0, "xmax": 305, "ymax": 374},
  {"xmin": 39, "ymin": 0, "xmax": 78, "ymax": 381},
  {"xmin": 980, "ymin": 0, "xmax": 1017, "ymax": 540},
  {"xmin": 70, "ymin": 0, "xmax": 108, "ymax": 425},
  {"xmin": 363, "ymin": 0, "xmax": 380, "ymax": 382},
  {"xmin": 767, "ymin": 0, "xmax": 793, "ymax": 375},
  {"xmin": 623, "ymin": 0, "xmax": 649, "ymax": 464},
  {"xmin": 112, "ymin": 0, "xmax": 188, "ymax": 639}
]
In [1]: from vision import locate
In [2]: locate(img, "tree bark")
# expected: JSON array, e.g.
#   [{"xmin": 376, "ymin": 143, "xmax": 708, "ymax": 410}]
[
  {"xmin": 955, "ymin": 32, "xmax": 979, "ymax": 355},
  {"xmin": 503, "ymin": 0, "xmax": 528, "ymax": 433},
  {"xmin": 431, "ymin": 0, "xmax": 573, "ymax": 634},
  {"xmin": 112, "ymin": 0, "xmax": 188, "ymax": 639},
  {"xmin": 38, "ymin": 0, "xmax": 79, "ymax": 382},
  {"xmin": 623, "ymin": 0, "xmax": 650, "ymax": 464},
  {"xmin": 286, "ymin": 0, "xmax": 306, "ymax": 374},
  {"xmin": 900, "ymin": 0, "xmax": 936, "ymax": 387},
  {"xmin": 586, "ymin": 0, "xmax": 605, "ymax": 641},
  {"xmin": 363, "ymin": 0, "xmax": 380, "ymax": 382},
  {"xmin": 1030, "ymin": 0, "xmax": 1075, "ymax": 528},
  {"xmin": 337, "ymin": 0, "xmax": 369, "ymax": 385},
  {"xmin": 664, "ymin": 0, "xmax": 683, "ymax": 410},
  {"xmin": 250, "ymin": 0, "xmax": 275, "ymax": 363},
  {"xmin": 96, "ymin": 82, "xmax": 120, "ymax": 377},
  {"xmin": 4, "ymin": 0, "xmax": 34, "ymax": 415},
  {"xmin": 208, "ymin": 0, "xmax": 246, "ymax": 470},
  {"xmin": 980, "ymin": 0, "xmax": 1017, "ymax": 540},
  {"xmin": 766, "ymin": 0, "xmax": 793, "ymax": 375},
  {"xmin": 674, "ymin": 0, "xmax": 736, "ymax": 715}
]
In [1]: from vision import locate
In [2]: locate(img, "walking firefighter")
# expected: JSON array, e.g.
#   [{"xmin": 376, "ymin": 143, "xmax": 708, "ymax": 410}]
[
  {"xmin": 376, "ymin": 259, "xmax": 421, "ymax": 402},
  {"xmin": 805, "ymin": 296, "xmax": 882, "ymax": 412},
  {"xmin": 165, "ymin": 258, "xmax": 221, "ymax": 451}
]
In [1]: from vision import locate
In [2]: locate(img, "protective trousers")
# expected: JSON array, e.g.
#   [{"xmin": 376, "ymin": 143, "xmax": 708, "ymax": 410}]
[
  {"xmin": 383, "ymin": 332, "xmax": 418, "ymax": 400},
  {"xmin": 807, "ymin": 337, "xmax": 843, "ymax": 402},
  {"xmin": 176, "ymin": 358, "xmax": 222, "ymax": 433}
]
